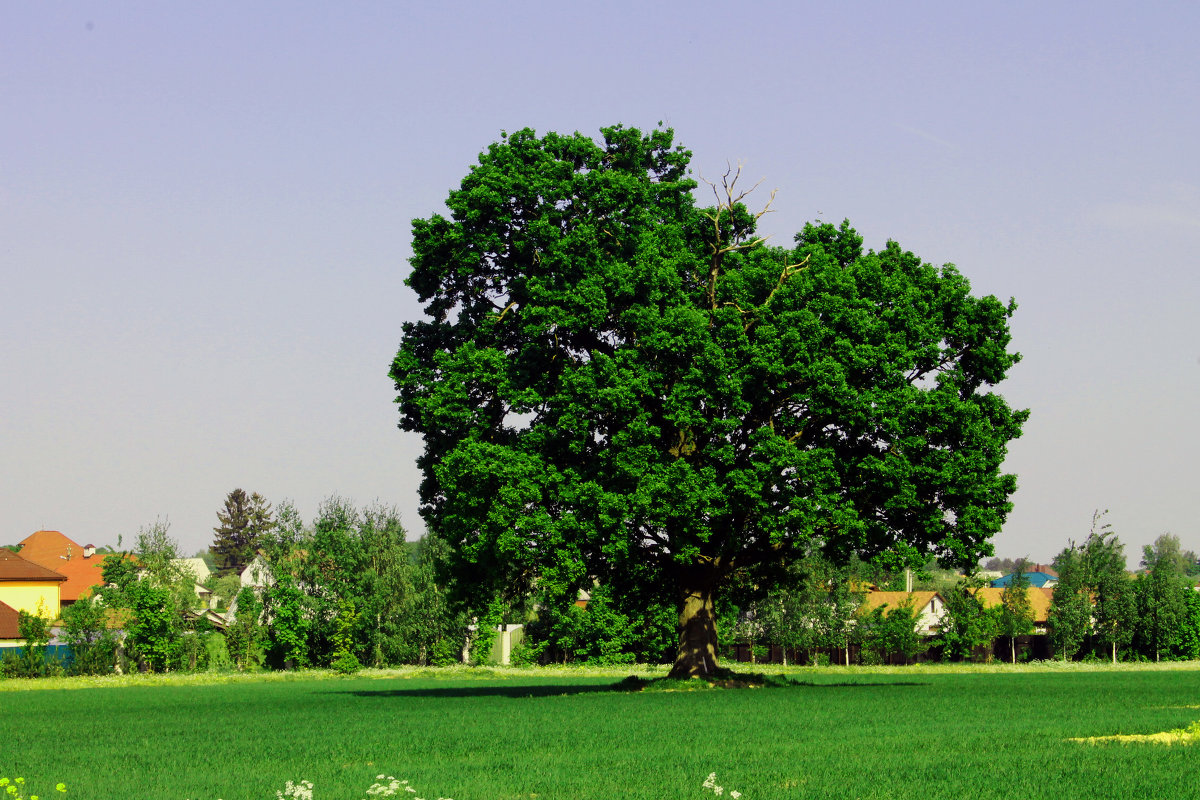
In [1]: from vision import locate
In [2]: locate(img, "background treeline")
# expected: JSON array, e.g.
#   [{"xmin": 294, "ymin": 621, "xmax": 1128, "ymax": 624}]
[
  {"xmin": 6, "ymin": 498, "xmax": 1200, "ymax": 676},
  {"xmin": 4, "ymin": 496, "xmax": 468, "ymax": 677}
]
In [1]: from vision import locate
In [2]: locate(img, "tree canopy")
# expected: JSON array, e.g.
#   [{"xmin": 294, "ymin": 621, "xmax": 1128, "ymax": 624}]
[{"xmin": 392, "ymin": 124, "xmax": 1028, "ymax": 678}]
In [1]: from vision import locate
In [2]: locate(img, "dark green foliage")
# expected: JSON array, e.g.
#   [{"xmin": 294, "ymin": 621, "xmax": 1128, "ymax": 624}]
[
  {"xmin": 100, "ymin": 552, "xmax": 138, "ymax": 591},
  {"xmin": 1084, "ymin": 513, "xmax": 1136, "ymax": 663},
  {"xmin": 520, "ymin": 585, "xmax": 673, "ymax": 666},
  {"xmin": 211, "ymin": 489, "xmax": 274, "ymax": 574},
  {"xmin": 263, "ymin": 575, "xmax": 310, "ymax": 669},
  {"xmin": 14, "ymin": 609, "xmax": 53, "ymax": 677},
  {"xmin": 1049, "ymin": 512, "xmax": 1136, "ymax": 662},
  {"xmin": 61, "ymin": 596, "xmax": 118, "ymax": 675},
  {"xmin": 330, "ymin": 598, "xmax": 362, "ymax": 674},
  {"xmin": 392, "ymin": 124, "xmax": 1028, "ymax": 676},
  {"xmin": 984, "ymin": 556, "xmax": 1023, "ymax": 574},
  {"xmin": 125, "ymin": 582, "xmax": 178, "ymax": 672},
  {"xmin": 1134, "ymin": 534, "xmax": 1194, "ymax": 661},
  {"xmin": 1175, "ymin": 589, "xmax": 1200, "ymax": 660},
  {"xmin": 226, "ymin": 587, "xmax": 266, "ymax": 670},
  {"xmin": 859, "ymin": 601, "xmax": 925, "ymax": 664},
  {"xmin": 258, "ymin": 497, "xmax": 472, "ymax": 669},
  {"xmin": 384, "ymin": 535, "xmax": 468, "ymax": 666},
  {"xmin": 270, "ymin": 497, "xmax": 467, "ymax": 668},
  {"xmin": 746, "ymin": 555, "xmax": 862, "ymax": 664},
  {"xmin": 1048, "ymin": 545, "xmax": 1093, "ymax": 660},
  {"xmin": 937, "ymin": 582, "xmax": 996, "ymax": 662},
  {"xmin": 996, "ymin": 560, "xmax": 1035, "ymax": 663},
  {"xmin": 96, "ymin": 519, "xmax": 198, "ymax": 673},
  {"xmin": 206, "ymin": 572, "xmax": 243, "ymax": 611},
  {"xmin": 203, "ymin": 632, "xmax": 233, "ymax": 672}
]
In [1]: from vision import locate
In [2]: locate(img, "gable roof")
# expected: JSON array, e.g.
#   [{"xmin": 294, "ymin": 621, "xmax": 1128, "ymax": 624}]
[
  {"xmin": 19, "ymin": 530, "xmax": 84, "ymax": 562},
  {"xmin": 16, "ymin": 530, "xmax": 109, "ymax": 601},
  {"xmin": 858, "ymin": 591, "xmax": 942, "ymax": 614},
  {"xmin": 174, "ymin": 557, "xmax": 211, "ymax": 583},
  {"xmin": 971, "ymin": 586, "xmax": 1053, "ymax": 624},
  {"xmin": 0, "ymin": 600, "xmax": 20, "ymax": 639},
  {"xmin": 0, "ymin": 547, "xmax": 67, "ymax": 583}
]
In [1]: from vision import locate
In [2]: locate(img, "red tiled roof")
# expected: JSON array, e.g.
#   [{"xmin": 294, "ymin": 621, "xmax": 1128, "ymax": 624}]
[
  {"xmin": 0, "ymin": 547, "xmax": 67, "ymax": 582},
  {"xmin": 0, "ymin": 600, "xmax": 19, "ymax": 639},
  {"xmin": 17, "ymin": 530, "xmax": 108, "ymax": 601}
]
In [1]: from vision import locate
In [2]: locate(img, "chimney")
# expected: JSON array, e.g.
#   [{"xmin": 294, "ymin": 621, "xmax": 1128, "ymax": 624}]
[{"xmin": 83, "ymin": 544, "xmax": 96, "ymax": 558}]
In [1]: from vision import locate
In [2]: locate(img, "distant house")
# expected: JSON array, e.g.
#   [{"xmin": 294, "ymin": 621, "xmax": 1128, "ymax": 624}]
[
  {"xmin": 174, "ymin": 557, "xmax": 212, "ymax": 585},
  {"xmin": 858, "ymin": 590, "xmax": 947, "ymax": 635},
  {"xmin": 0, "ymin": 548, "xmax": 66, "ymax": 626},
  {"xmin": 239, "ymin": 554, "xmax": 274, "ymax": 590},
  {"xmin": 16, "ymin": 530, "xmax": 109, "ymax": 606},
  {"xmin": 0, "ymin": 599, "xmax": 22, "ymax": 646},
  {"xmin": 970, "ymin": 586, "xmax": 1054, "ymax": 633},
  {"xmin": 990, "ymin": 570, "xmax": 1058, "ymax": 589}
]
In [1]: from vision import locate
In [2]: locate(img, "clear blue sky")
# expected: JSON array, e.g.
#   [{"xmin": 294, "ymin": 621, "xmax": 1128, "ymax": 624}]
[{"xmin": 4, "ymin": 1, "xmax": 1198, "ymax": 564}]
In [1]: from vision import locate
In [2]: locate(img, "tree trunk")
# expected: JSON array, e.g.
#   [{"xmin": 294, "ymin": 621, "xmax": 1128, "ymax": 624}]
[
  {"xmin": 668, "ymin": 587, "xmax": 719, "ymax": 679},
  {"xmin": 1011, "ymin": 637, "xmax": 1016, "ymax": 664},
  {"xmin": 1111, "ymin": 642, "xmax": 1116, "ymax": 665}
]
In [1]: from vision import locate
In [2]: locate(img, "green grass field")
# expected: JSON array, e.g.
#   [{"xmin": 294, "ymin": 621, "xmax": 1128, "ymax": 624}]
[{"xmin": 2, "ymin": 663, "xmax": 1198, "ymax": 800}]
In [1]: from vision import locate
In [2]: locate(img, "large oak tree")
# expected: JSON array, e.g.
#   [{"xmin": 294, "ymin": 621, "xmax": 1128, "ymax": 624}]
[{"xmin": 392, "ymin": 125, "xmax": 1027, "ymax": 678}]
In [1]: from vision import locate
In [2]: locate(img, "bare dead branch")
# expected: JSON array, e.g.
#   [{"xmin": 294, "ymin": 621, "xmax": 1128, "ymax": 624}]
[{"xmin": 493, "ymin": 300, "xmax": 518, "ymax": 321}]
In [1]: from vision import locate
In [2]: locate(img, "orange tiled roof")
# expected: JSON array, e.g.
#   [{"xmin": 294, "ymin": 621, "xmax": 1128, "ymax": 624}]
[
  {"xmin": 858, "ymin": 590, "xmax": 941, "ymax": 613},
  {"xmin": 17, "ymin": 530, "xmax": 109, "ymax": 601},
  {"xmin": 0, "ymin": 547, "xmax": 67, "ymax": 583},
  {"xmin": 970, "ymin": 586, "xmax": 1053, "ymax": 624},
  {"xmin": 0, "ymin": 600, "xmax": 19, "ymax": 639}
]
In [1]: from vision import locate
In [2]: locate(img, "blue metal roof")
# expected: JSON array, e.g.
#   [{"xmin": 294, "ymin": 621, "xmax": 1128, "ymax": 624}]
[{"xmin": 990, "ymin": 571, "xmax": 1056, "ymax": 588}]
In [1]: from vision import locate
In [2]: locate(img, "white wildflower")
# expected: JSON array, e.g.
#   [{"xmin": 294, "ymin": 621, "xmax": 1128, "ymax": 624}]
[
  {"xmin": 277, "ymin": 779, "xmax": 314, "ymax": 800},
  {"xmin": 703, "ymin": 772, "xmax": 742, "ymax": 798}
]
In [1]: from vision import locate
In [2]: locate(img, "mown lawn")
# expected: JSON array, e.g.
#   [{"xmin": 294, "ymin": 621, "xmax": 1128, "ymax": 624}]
[{"xmin": 2, "ymin": 663, "xmax": 1198, "ymax": 800}]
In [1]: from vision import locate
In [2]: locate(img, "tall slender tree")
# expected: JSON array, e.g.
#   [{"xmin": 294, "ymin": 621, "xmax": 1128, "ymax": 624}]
[
  {"xmin": 1136, "ymin": 533, "xmax": 1191, "ymax": 661},
  {"xmin": 1048, "ymin": 544, "xmax": 1091, "ymax": 660},
  {"xmin": 1083, "ymin": 512, "xmax": 1135, "ymax": 664},
  {"xmin": 996, "ymin": 559, "xmax": 1035, "ymax": 663},
  {"xmin": 211, "ymin": 489, "xmax": 274, "ymax": 573}
]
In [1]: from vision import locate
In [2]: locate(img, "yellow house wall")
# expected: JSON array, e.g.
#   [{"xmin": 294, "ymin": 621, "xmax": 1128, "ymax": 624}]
[{"xmin": 0, "ymin": 581, "xmax": 61, "ymax": 618}]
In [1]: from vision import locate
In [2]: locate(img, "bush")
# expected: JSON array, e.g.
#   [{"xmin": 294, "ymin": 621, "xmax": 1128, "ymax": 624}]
[
  {"xmin": 61, "ymin": 597, "xmax": 118, "ymax": 676},
  {"xmin": 204, "ymin": 632, "xmax": 233, "ymax": 672}
]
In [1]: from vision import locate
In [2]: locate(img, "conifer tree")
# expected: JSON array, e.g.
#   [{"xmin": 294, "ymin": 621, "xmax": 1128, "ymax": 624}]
[{"xmin": 211, "ymin": 489, "xmax": 274, "ymax": 573}]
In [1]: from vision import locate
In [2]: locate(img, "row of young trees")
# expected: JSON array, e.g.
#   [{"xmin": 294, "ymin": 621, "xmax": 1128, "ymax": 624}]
[
  {"xmin": 728, "ymin": 522, "xmax": 1200, "ymax": 667},
  {"xmin": 1046, "ymin": 518, "xmax": 1200, "ymax": 663}
]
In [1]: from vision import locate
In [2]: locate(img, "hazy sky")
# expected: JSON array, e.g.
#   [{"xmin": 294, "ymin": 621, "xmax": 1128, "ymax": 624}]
[{"xmin": 4, "ymin": 2, "xmax": 1198, "ymax": 565}]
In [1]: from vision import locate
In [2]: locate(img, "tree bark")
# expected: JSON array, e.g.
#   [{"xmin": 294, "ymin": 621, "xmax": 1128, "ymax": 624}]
[{"xmin": 668, "ymin": 586, "xmax": 719, "ymax": 679}]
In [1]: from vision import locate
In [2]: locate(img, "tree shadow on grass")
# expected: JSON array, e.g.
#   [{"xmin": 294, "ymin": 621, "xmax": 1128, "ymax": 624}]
[
  {"xmin": 331, "ymin": 672, "xmax": 929, "ymax": 699},
  {"xmin": 616, "ymin": 672, "xmax": 931, "ymax": 692},
  {"xmin": 337, "ymin": 683, "xmax": 623, "ymax": 699}
]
